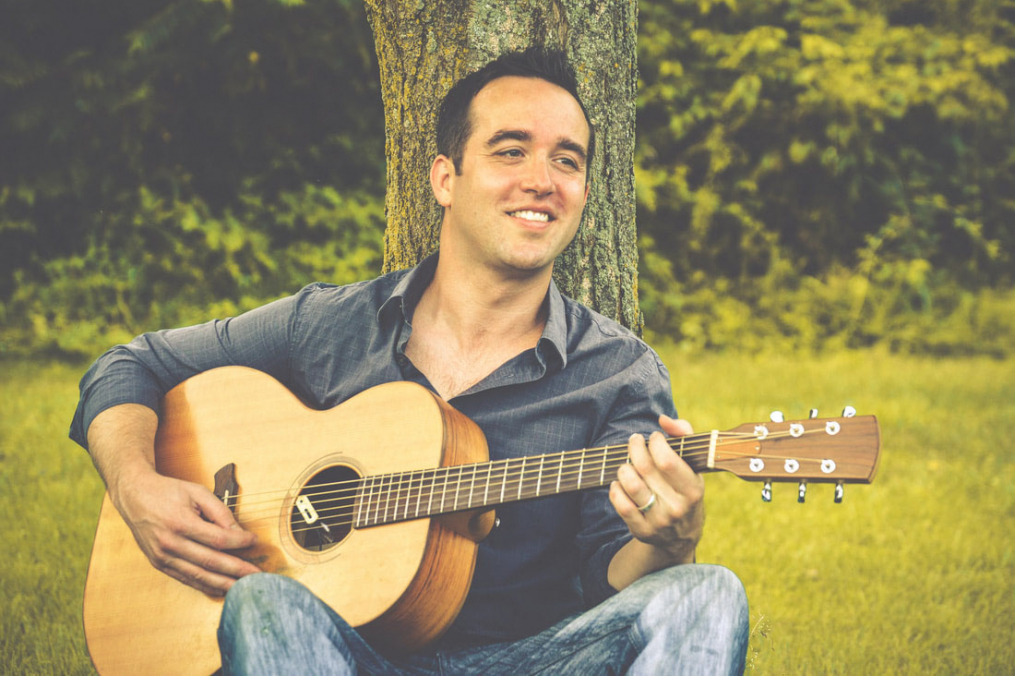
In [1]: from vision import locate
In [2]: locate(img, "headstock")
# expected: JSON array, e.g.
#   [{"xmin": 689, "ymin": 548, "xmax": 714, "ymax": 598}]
[{"xmin": 707, "ymin": 407, "xmax": 880, "ymax": 503}]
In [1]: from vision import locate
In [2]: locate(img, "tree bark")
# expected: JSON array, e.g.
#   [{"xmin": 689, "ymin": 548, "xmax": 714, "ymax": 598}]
[{"xmin": 364, "ymin": 0, "xmax": 642, "ymax": 332}]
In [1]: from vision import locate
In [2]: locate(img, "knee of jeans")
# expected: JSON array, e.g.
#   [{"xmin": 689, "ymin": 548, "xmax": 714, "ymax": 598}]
[
  {"xmin": 649, "ymin": 565, "xmax": 748, "ymax": 623},
  {"xmin": 701, "ymin": 565, "xmax": 749, "ymax": 625},
  {"xmin": 222, "ymin": 573, "xmax": 302, "ymax": 623}
]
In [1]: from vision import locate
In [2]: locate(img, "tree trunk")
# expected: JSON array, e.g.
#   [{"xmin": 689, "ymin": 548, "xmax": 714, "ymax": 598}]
[{"xmin": 363, "ymin": 0, "xmax": 642, "ymax": 333}]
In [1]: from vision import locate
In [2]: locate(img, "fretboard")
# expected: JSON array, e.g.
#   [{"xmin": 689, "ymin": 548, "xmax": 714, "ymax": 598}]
[{"xmin": 353, "ymin": 435, "xmax": 710, "ymax": 528}]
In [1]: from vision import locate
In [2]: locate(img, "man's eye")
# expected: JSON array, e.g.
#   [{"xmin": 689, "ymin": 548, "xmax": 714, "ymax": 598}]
[
  {"xmin": 557, "ymin": 157, "xmax": 579, "ymax": 169},
  {"xmin": 499, "ymin": 149, "xmax": 523, "ymax": 158}
]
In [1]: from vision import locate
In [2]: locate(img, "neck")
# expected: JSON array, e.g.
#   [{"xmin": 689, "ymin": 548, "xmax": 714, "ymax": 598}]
[
  {"xmin": 353, "ymin": 434, "xmax": 715, "ymax": 528},
  {"xmin": 417, "ymin": 251, "xmax": 551, "ymax": 350}
]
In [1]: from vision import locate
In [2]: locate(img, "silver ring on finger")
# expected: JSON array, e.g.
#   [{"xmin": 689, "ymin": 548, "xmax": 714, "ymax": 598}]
[{"xmin": 636, "ymin": 493, "xmax": 657, "ymax": 514}]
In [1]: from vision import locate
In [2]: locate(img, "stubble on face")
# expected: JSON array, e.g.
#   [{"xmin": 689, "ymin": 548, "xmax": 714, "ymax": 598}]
[{"xmin": 436, "ymin": 76, "xmax": 591, "ymax": 278}]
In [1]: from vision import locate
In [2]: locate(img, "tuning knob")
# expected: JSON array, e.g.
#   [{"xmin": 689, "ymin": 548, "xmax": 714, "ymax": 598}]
[
  {"xmin": 842, "ymin": 406, "xmax": 856, "ymax": 418},
  {"xmin": 762, "ymin": 481, "xmax": 772, "ymax": 502},
  {"xmin": 834, "ymin": 482, "xmax": 844, "ymax": 504},
  {"xmin": 797, "ymin": 482, "xmax": 807, "ymax": 503},
  {"xmin": 770, "ymin": 411, "xmax": 785, "ymax": 423},
  {"xmin": 809, "ymin": 408, "xmax": 819, "ymax": 419}
]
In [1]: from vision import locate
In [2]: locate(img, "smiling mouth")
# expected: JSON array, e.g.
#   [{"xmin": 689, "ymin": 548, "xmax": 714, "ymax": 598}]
[{"xmin": 508, "ymin": 210, "xmax": 552, "ymax": 223}]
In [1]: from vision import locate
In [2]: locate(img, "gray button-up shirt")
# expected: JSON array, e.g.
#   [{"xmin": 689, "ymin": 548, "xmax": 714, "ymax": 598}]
[{"xmin": 70, "ymin": 254, "xmax": 677, "ymax": 645}]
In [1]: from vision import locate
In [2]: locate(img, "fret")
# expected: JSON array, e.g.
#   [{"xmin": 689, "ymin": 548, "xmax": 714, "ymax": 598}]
[
  {"xmin": 555, "ymin": 453, "xmax": 564, "ymax": 493},
  {"xmin": 453, "ymin": 466, "xmax": 464, "ymax": 511},
  {"xmin": 535, "ymin": 455, "xmax": 545, "ymax": 497},
  {"xmin": 414, "ymin": 470, "xmax": 425, "ymax": 519},
  {"xmin": 600, "ymin": 447, "xmax": 607, "ymax": 485},
  {"xmin": 467, "ymin": 465, "xmax": 477, "ymax": 508},
  {"xmin": 393, "ymin": 472, "xmax": 404, "ymax": 521},
  {"xmin": 500, "ymin": 460, "xmax": 508, "ymax": 504},
  {"xmin": 372, "ymin": 475, "xmax": 382, "ymax": 526},
  {"xmin": 373, "ymin": 475, "xmax": 385, "ymax": 525},
  {"xmin": 355, "ymin": 477, "xmax": 368, "ymax": 528},
  {"xmin": 484, "ymin": 463, "xmax": 493, "ymax": 506},
  {"xmin": 577, "ymin": 449, "xmax": 586, "ymax": 490},
  {"xmin": 400, "ymin": 471, "xmax": 409, "ymax": 520},
  {"xmin": 517, "ymin": 457, "xmax": 526, "ymax": 501},
  {"xmin": 440, "ymin": 467, "xmax": 449, "ymax": 513},
  {"xmin": 426, "ymin": 468, "xmax": 436, "ymax": 516},
  {"xmin": 392, "ymin": 473, "xmax": 403, "ymax": 523},
  {"xmin": 679, "ymin": 436, "xmax": 685, "ymax": 458},
  {"xmin": 387, "ymin": 474, "xmax": 399, "ymax": 524},
  {"xmin": 404, "ymin": 471, "xmax": 416, "ymax": 521}
]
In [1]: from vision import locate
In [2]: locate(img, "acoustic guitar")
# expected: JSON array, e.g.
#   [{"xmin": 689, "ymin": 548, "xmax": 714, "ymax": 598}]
[{"xmin": 83, "ymin": 366, "xmax": 880, "ymax": 675}]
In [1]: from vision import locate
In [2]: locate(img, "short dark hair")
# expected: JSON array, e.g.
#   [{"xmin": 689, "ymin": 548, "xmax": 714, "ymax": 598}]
[{"xmin": 436, "ymin": 47, "xmax": 595, "ymax": 179}]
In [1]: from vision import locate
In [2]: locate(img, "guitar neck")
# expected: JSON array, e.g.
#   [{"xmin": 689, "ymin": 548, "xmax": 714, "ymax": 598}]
[{"xmin": 354, "ymin": 435, "xmax": 711, "ymax": 528}]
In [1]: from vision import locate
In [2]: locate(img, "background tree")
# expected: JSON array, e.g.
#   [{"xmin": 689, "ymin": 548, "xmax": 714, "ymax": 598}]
[{"xmin": 364, "ymin": 0, "xmax": 643, "ymax": 330}]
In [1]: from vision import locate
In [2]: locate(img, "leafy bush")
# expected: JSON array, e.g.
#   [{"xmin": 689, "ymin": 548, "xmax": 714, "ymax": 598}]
[
  {"xmin": 637, "ymin": 0, "xmax": 1015, "ymax": 355},
  {"xmin": 1, "ymin": 184, "xmax": 383, "ymax": 357}
]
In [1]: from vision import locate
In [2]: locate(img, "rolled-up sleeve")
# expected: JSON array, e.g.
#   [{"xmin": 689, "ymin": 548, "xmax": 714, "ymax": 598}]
[
  {"xmin": 574, "ymin": 350, "xmax": 678, "ymax": 607},
  {"xmin": 69, "ymin": 289, "xmax": 309, "ymax": 450}
]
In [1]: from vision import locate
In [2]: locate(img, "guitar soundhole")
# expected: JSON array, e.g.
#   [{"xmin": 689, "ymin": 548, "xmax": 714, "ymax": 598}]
[{"xmin": 289, "ymin": 465, "xmax": 359, "ymax": 552}]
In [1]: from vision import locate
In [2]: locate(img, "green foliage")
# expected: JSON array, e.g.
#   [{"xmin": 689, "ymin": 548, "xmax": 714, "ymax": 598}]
[
  {"xmin": 637, "ymin": 0, "xmax": 1015, "ymax": 354},
  {"xmin": 0, "ymin": 0, "xmax": 385, "ymax": 356},
  {"xmin": 2, "ymin": 183, "xmax": 383, "ymax": 356},
  {"xmin": 3, "ymin": 0, "xmax": 1015, "ymax": 357}
]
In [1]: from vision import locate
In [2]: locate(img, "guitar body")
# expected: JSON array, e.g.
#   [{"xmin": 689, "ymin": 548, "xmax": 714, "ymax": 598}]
[{"xmin": 83, "ymin": 367, "xmax": 491, "ymax": 675}]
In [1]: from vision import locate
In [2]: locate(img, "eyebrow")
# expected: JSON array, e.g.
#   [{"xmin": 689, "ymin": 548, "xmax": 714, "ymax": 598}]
[{"xmin": 485, "ymin": 129, "xmax": 587, "ymax": 163}]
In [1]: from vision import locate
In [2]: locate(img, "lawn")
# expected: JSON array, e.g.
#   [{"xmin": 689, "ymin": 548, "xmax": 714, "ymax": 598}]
[{"xmin": 1, "ymin": 350, "xmax": 1013, "ymax": 673}]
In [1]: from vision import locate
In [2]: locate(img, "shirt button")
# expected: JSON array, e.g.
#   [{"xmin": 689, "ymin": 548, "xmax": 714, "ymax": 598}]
[{"xmin": 396, "ymin": 355, "xmax": 409, "ymax": 367}]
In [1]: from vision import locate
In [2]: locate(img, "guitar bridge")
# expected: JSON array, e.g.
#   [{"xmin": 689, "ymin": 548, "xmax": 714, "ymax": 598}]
[{"xmin": 213, "ymin": 463, "xmax": 239, "ymax": 515}]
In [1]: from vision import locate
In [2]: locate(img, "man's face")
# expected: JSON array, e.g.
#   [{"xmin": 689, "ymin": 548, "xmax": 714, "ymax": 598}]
[{"xmin": 431, "ymin": 76, "xmax": 591, "ymax": 278}]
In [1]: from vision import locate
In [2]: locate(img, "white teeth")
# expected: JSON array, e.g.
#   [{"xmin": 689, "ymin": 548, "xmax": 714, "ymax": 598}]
[{"xmin": 510, "ymin": 210, "xmax": 550, "ymax": 222}]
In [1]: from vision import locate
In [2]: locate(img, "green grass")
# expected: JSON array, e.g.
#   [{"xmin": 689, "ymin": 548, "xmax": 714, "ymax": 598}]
[
  {"xmin": 1, "ymin": 359, "xmax": 103, "ymax": 674},
  {"xmin": 668, "ymin": 350, "xmax": 1015, "ymax": 674},
  {"xmin": 2, "ymin": 351, "xmax": 1013, "ymax": 674}
]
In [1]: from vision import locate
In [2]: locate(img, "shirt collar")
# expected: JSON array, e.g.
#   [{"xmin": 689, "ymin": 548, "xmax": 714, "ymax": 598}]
[
  {"xmin": 377, "ymin": 252, "xmax": 439, "ymax": 326},
  {"xmin": 537, "ymin": 277, "xmax": 568, "ymax": 369},
  {"xmin": 377, "ymin": 252, "xmax": 569, "ymax": 369}
]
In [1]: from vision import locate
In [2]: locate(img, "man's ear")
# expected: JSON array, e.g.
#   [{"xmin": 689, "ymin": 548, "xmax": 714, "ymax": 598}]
[{"xmin": 430, "ymin": 154, "xmax": 455, "ymax": 208}]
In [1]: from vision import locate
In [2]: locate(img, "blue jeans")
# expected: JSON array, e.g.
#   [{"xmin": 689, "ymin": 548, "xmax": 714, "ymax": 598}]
[{"xmin": 218, "ymin": 564, "xmax": 748, "ymax": 675}]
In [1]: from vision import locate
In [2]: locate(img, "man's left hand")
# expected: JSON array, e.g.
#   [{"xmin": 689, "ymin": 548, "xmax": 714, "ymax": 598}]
[{"xmin": 609, "ymin": 415, "xmax": 704, "ymax": 566}]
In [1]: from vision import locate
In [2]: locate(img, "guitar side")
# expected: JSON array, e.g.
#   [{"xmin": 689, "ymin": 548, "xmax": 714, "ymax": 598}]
[{"xmin": 83, "ymin": 367, "xmax": 488, "ymax": 675}]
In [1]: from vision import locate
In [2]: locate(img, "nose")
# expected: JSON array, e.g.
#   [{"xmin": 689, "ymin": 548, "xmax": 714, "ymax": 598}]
[{"xmin": 519, "ymin": 158, "xmax": 554, "ymax": 196}]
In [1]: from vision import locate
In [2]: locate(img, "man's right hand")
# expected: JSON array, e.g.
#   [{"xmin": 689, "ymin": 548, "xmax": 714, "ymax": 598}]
[
  {"xmin": 87, "ymin": 403, "xmax": 260, "ymax": 596},
  {"xmin": 110, "ymin": 469, "xmax": 261, "ymax": 596}
]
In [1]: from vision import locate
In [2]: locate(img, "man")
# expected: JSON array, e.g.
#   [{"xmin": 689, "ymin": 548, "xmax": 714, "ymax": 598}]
[{"xmin": 71, "ymin": 48, "xmax": 748, "ymax": 674}]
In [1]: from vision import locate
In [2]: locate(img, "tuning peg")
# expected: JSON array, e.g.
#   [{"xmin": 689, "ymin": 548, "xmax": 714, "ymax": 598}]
[
  {"xmin": 842, "ymin": 406, "xmax": 856, "ymax": 418},
  {"xmin": 762, "ymin": 481, "xmax": 772, "ymax": 502},
  {"xmin": 770, "ymin": 411, "xmax": 785, "ymax": 423},
  {"xmin": 834, "ymin": 482, "xmax": 844, "ymax": 504},
  {"xmin": 797, "ymin": 482, "xmax": 807, "ymax": 503},
  {"xmin": 809, "ymin": 408, "xmax": 819, "ymax": 419}
]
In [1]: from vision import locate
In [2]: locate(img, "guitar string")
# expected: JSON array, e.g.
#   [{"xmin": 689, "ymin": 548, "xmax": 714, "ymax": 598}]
[
  {"xmin": 226, "ymin": 432, "xmax": 731, "ymax": 512},
  {"xmin": 281, "ymin": 431, "xmax": 841, "ymax": 536},
  {"xmin": 284, "ymin": 435, "xmax": 840, "ymax": 536},
  {"xmin": 232, "ymin": 427, "xmax": 832, "ymax": 525},
  {"xmin": 286, "ymin": 453, "xmax": 827, "ymax": 534},
  {"xmin": 226, "ymin": 429, "xmax": 777, "ymax": 518},
  {"xmin": 232, "ymin": 427, "xmax": 837, "ymax": 530},
  {"xmin": 226, "ymin": 427, "xmax": 799, "ymax": 512}
]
